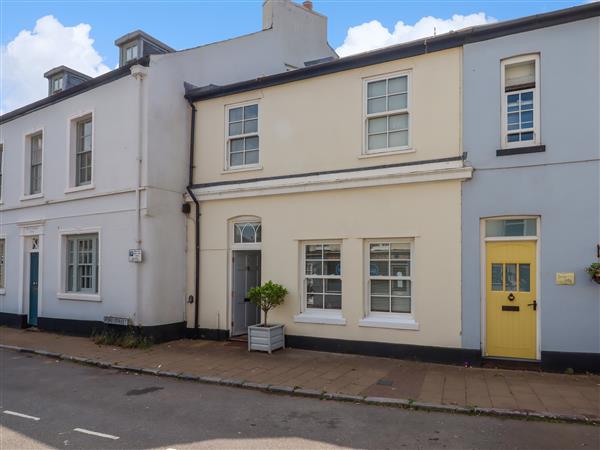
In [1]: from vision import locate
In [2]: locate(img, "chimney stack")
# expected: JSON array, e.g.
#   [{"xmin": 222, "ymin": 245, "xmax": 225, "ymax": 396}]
[{"xmin": 303, "ymin": 1, "xmax": 313, "ymax": 10}]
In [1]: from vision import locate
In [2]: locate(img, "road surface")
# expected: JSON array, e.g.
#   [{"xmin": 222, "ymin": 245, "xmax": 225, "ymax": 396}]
[{"xmin": 0, "ymin": 349, "xmax": 597, "ymax": 449}]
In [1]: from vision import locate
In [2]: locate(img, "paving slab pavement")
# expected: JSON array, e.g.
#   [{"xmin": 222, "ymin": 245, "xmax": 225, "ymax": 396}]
[{"xmin": 1, "ymin": 327, "xmax": 598, "ymax": 422}]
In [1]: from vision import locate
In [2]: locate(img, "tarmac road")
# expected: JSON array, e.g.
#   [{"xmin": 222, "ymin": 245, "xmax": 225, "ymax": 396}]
[{"xmin": 0, "ymin": 349, "xmax": 598, "ymax": 449}]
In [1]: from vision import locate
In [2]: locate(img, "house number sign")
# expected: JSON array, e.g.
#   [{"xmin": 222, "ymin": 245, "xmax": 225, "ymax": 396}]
[{"xmin": 555, "ymin": 272, "xmax": 575, "ymax": 285}]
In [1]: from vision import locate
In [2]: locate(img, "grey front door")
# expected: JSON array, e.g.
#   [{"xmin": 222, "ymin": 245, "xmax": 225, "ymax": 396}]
[{"xmin": 232, "ymin": 251, "xmax": 261, "ymax": 336}]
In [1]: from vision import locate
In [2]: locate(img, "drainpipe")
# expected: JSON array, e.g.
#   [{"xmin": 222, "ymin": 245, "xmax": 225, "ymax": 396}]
[
  {"xmin": 185, "ymin": 100, "xmax": 201, "ymax": 334},
  {"xmin": 131, "ymin": 64, "xmax": 148, "ymax": 327}
]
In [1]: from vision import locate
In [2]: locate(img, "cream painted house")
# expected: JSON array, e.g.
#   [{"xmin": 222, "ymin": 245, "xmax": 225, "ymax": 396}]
[{"xmin": 184, "ymin": 38, "xmax": 474, "ymax": 361}]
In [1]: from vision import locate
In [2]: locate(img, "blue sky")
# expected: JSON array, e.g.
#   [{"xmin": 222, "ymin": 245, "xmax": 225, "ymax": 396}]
[
  {"xmin": 2, "ymin": 1, "xmax": 586, "ymax": 68},
  {"xmin": 1, "ymin": 0, "xmax": 591, "ymax": 112}
]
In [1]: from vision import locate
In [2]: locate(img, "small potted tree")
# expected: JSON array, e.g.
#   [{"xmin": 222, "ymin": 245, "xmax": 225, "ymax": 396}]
[
  {"xmin": 585, "ymin": 263, "xmax": 600, "ymax": 284},
  {"xmin": 247, "ymin": 281, "xmax": 287, "ymax": 353}
]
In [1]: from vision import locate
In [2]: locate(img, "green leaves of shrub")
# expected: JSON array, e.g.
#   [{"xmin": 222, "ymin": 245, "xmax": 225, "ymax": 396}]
[{"xmin": 247, "ymin": 281, "xmax": 287, "ymax": 326}]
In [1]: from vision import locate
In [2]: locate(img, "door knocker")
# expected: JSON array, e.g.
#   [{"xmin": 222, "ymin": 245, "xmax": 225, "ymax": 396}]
[{"xmin": 507, "ymin": 293, "xmax": 515, "ymax": 302}]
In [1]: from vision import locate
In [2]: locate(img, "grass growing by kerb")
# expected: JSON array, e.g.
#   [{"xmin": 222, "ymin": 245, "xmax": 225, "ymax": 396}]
[{"xmin": 92, "ymin": 327, "xmax": 153, "ymax": 349}]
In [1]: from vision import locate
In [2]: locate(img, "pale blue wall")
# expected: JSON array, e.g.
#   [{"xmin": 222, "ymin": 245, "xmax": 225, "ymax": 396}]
[{"xmin": 462, "ymin": 18, "xmax": 600, "ymax": 354}]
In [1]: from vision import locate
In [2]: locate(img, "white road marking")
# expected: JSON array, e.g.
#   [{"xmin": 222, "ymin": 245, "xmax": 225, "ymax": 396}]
[
  {"xmin": 3, "ymin": 410, "xmax": 41, "ymax": 421},
  {"xmin": 73, "ymin": 428, "xmax": 119, "ymax": 440}
]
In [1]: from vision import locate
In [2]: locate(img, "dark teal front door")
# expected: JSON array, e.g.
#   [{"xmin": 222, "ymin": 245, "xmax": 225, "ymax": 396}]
[{"xmin": 28, "ymin": 253, "xmax": 39, "ymax": 326}]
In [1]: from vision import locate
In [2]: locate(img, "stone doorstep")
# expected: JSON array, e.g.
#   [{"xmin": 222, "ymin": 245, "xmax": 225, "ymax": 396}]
[{"xmin": 0, "ymin": 344, "xmax": 597, "ymax": 425}]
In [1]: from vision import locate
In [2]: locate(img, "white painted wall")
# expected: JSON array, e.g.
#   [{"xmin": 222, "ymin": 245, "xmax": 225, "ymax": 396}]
[
  {"xmin": 0, "ymin": 76, "xmax": 142, "ymax": 323},
  {"xmin": 0, "ymin": 0, "xmax": 336, "ymax": 328}
]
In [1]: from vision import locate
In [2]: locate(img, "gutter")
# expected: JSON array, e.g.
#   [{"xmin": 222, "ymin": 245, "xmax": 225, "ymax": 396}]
[
  {"xmin": 0, "ymin": 56, "xmax": 151, "ymax": 125},
  {"xmin": 184, "ymin": 2, "xmax": 600, "ymax": 103},
  {"xmin": 185, "ymin": 100, "xmax": 201, "ymax": 333}
]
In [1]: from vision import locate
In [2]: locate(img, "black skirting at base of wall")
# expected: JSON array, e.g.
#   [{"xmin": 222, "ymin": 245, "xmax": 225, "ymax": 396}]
[
  {"xmin": 541, "ymin": 351, "xmax": 600, "ymax": 373},
  {"xmin": 186, "ymin": 328, "xmax": 230, "ymax": 341},
  {"xmin": 0, "ymin": 312, "xmax": 28, "ymax": 329},
  {"xmin": 33, "ymin": 317, "xmax": 186, "ymax": 344},
  {"xmin": 285, "ymin": 334, "xmax": 482, "ymax": 366}
]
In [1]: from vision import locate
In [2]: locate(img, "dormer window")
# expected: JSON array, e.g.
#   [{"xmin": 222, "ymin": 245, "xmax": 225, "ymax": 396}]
[
  {"xmin": 115, "ymin": 30, "xmax": 174, "ymax": 67},
  {"xmin": 125, "ymin": 44, "xmax": 138, "ymax": 62},
  {"xmin": 52, "ymin": 76, "xmax": 64, "ymax": 94},
  {"xmin": 44, "ymin": 66, "xmax": 91, "ymax": 97}
]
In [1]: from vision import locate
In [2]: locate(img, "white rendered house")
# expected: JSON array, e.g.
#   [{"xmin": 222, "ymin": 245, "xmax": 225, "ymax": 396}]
[{"xmin": 0, "ymin": 0, "xmax": 336, "ymax": 339}]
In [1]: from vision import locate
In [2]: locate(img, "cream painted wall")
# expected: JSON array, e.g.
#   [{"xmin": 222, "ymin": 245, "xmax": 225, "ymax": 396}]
[
  {"xmin": 193, "ymin": 47, "xmax": 462, "ymax": 184},
  {"xmin": 186, "ymin": 181, "xmax": 463, "ymax": 348}
]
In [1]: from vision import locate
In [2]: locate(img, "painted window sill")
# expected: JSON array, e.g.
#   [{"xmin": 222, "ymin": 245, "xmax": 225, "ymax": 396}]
[
  {"xmin": 359, "ymin": 148, "xmax": 415, "ymax": 159},
  {"xmin": 20, "ymin": 193, "xmax": 44, "ymax": 202},
  {"xmin": 358, "ymin": 316, "xmax": 419, "ymax": 330},
  {"xmin": 294, "ymin": 312, "xmax": 346, "ymax": 326},
  {"xmin": 0, "ymin": 289, "xmax": 5, "ymax": 296},
  {"xmin": 64, "ymin": 184, "xmax": 95, "ymax": 194},
  {"xmin": 57, "ymin": 292, "xmax": 101, "ymax": 302},
  {"xmin": 221, "ymin": 165, "xmax": 263, "ymax": 175}
]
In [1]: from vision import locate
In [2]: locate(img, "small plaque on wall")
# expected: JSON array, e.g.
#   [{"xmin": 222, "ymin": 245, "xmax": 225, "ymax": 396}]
[
  {"xmin": 555, "ymin": 273, "xmax": 575, "ymax": 285},
  {"xmin": 128, "ymin": 248, "xmax": 143, "ymax": 263}
]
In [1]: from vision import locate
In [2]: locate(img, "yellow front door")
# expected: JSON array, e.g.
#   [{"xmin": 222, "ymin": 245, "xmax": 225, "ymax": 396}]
[{"xmin": 485, "ymin": 241, "xmax": 537, "ymax": 360}]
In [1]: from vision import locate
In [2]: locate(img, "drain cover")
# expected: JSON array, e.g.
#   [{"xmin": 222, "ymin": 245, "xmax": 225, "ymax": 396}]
[{"xmin": 376, "ymin": 378, "xmax": 393, "ymax": 386}]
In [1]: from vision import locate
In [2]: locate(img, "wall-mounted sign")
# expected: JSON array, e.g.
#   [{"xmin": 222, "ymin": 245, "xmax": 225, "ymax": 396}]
[
  {"xmin": 128, "ymin": 248, "xmax": 143, "ymax": 263},
  {"xmin": 555, "ymin": 272, "xmax": 575, "ymax": 285}
]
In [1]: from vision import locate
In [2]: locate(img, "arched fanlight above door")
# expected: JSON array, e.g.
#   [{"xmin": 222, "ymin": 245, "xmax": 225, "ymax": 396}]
[{"xmin": 233, "ymin": 222, "xmax": 261, "ymax": 244}]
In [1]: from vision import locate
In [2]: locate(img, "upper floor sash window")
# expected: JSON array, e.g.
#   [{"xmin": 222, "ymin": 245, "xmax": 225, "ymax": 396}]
[
  {"xmin": 29, "ymin": 133, "xmax": 43, "ymax": 195},
  {"xmin": 365, "ymin": 73, "xmax": 410, "ymax": 154},
  {"xmin": 501, "ymin": 55, "xmax": 540, "ymax": 148},
  {"xmin": 227, "ymin": 103, "xmax": 259, "ymax": 169},
  {"xmin": 76, "ymin": 118, "xmax": 93, "ymax": 186}
]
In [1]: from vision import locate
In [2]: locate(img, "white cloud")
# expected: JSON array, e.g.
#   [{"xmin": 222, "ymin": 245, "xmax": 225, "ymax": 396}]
[
  {"xmin": 1, "ymin": 15, "xmax": 110, "ymax": 113},
  {"xmin": 336, "ymin": 13, "xmax": 497, "ymax": 57}
]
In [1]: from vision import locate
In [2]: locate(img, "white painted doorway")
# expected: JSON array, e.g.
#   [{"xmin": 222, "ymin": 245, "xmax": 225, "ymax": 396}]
[{"xmin": 229, "ymin": 219, "xmax": 262, "ymax": 337}]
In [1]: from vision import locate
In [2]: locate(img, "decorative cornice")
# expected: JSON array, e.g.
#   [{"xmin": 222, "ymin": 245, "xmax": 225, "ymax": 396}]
[{"xmin": 191, "ymin": 159, "xmax": 473, "ymax": 201}]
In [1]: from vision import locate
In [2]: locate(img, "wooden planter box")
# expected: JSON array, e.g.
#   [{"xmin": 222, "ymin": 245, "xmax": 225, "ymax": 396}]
[{"xmin": 248, "ymin": 324, "xmax": 285, "ymax": 354}]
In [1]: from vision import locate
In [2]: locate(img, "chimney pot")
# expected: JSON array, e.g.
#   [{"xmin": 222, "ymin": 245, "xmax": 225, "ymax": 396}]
[{"xmin": 303, "ymin": 1, "xmax": 313, "ymax": 10}]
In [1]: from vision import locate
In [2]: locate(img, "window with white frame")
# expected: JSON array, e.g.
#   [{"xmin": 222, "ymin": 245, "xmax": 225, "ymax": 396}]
[
  {"xmin": 304, "ymin": 243, "xmax": 342, "ymax": 310},
  {"xmin": 0, "ymin": 144, "xmax": 3, "ymax": 201},
  {"xmin": 368, "ymin": 242, "xmax": 412, "ymax": 314},
  {"xmin": 227, "ymin": 104, "xmax": 259, "ymax": 168},
  {"xmin": 0, "ymin": 239, "xmax": 5, "ymax": 289},
  {"xmin": 76, "ymin": 117, "xmax": 93, "ymax": 186},
  {"xmin": 485, "ymin": 218, "xmax": 537, "ymax": 237},
  {"xmin": 501, "ymin": 55, "xmax": 539, "ymax": 147},
  {"xmin": 66, "ymin": 234, "xmax": 99, "ymax": 293},
  {"xmin": 233, "ymin": 222, "xmax": 261, "ymax": 244},
  {"xmin": 125, "ymin": 44, "xmax": 138, "ymax": 62},
  {"xmin": 365, "ymin": 73, "xmax": 409, "ymax": 153},
  {"xmin": 52, "ymin": 76, "xmax": 64, "ymax": 94},
  {"xmin": 29, "ymin": 133, "xmax": 43, "ymax": 195}
]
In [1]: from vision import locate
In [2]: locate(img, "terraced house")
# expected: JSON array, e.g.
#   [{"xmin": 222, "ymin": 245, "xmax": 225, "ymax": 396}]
[
  {"xmin": 184, "ymin": 2, "xmax": 600, "ymax": 370},
  {"xmin": 0, "ymin": 0, "xmax": 336, "ymax": 338},
  {"xmin": 184, "ymin": 26, "xmax": 472, "ymax": 359},
  {"xmin": 461, "ymin": 4, "xmax": 600, "ymax": 372}
]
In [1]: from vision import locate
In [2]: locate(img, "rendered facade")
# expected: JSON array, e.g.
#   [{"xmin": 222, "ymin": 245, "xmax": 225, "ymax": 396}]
[
  {"xmin": 0, "ymin": 0, "xmax": 335, "ymax": 338},
  {"xmin": 184, "ymin": 3, "xmax": 600, "ymax": 370},
  {"xmin": 185, "ymin": 47, "xmax": 473, "ymax": 357},
  {"xmin": 1, "ymin": 1, "xmax": 598, "ymax": 371},
  {"xmin": 461, "ymin": 16, "xmax": 600, "ymax": 371}
]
